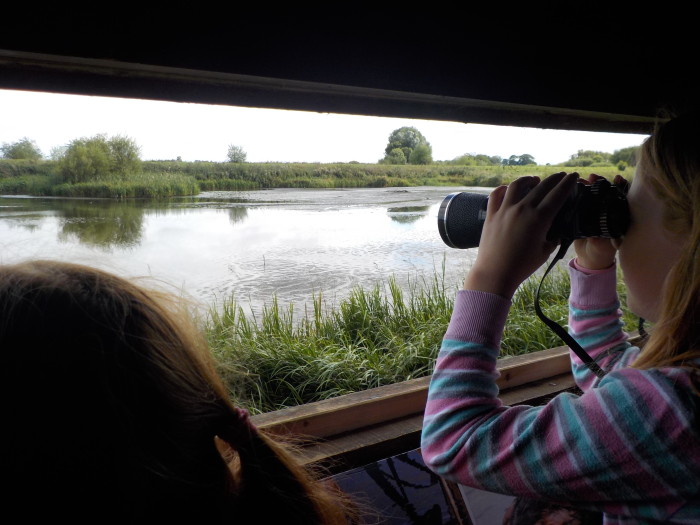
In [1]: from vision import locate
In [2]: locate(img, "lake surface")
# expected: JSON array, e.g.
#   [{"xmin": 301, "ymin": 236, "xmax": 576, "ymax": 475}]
[{"xmin": 0, "ymin": 187, "xmax": 488, "ymax": 318}]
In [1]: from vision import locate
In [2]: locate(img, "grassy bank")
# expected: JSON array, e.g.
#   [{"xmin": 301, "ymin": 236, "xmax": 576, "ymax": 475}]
[
  {"xmin": 206, "ymin": 267, "xmax": 637, "ymax": 414},
  {"xmin": 0, "ymin": 159, "xmax": 629, "ymax": 198}
]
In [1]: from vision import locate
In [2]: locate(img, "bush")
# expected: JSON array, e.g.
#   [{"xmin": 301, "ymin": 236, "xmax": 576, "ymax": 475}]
[
  {"xmin": 380, "ymin": 148, "xmax": 407, "ymax": 165},
  {"xmin": 58, "ymin": 134, "xmax": 142, "ymax": 183},
  {"xmin": 0, "ymin": 138, "xmax": 43, "ymax": 161},
  {"xmin": 408, "ymin": 144, "xmax": 433, "ymax": 165}
]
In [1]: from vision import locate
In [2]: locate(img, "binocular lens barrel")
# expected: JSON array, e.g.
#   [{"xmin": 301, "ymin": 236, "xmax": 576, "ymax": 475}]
[
  {"xmin": 437, "ymin": 192, "xmax": 489, "ymax": 249},
  {"xmin": 437, "ymin": 179, "xmax": 629, "ymax": 250}
]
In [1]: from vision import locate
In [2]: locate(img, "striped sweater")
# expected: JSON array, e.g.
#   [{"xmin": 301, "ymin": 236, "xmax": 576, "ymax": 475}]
[{"xmin": 421, "ymin": 260, "xmax": 700, "ymax": 524}]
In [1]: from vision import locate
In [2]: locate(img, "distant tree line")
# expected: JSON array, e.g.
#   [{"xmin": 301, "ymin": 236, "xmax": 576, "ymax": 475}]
[
  {"xmin": 561, "ymin": 147, "xmax": 639, "ymax": 171},
  {"xmin": 444, "ymin": 153, "xmax": 537, "ymax": 166},
  {"xmin": 378, "ymin": 126, "xmax": 640, "ymax": 169},
  {"xmin": 2, "ymin": 130, "xmax": 641, "ymax": 185}
]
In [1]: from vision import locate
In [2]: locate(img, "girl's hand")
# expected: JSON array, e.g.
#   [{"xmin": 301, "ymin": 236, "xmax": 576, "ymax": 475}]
[
  {"xmin": 573, "ymin": 237, "xmax": 617, "ymax": 270},
  {"xmin": 464, "ymin": 172, "xmax": 580, "ymax": 298},
  {"xmin": 572, "ymin": 173, "xmax": 628, "ymax": 270}
]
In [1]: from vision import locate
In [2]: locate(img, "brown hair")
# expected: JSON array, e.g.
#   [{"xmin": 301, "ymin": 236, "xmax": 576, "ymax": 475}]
[
  {"xmin": 0, "ymin": 260, "xmax": 353, "ymax": 523},
  {"xmin": 631, "ymin": 111, "xmax": 700, "ymax": 370}
]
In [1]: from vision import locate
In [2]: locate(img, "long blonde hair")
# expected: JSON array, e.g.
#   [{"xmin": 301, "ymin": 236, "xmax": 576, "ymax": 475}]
[
  {"xmin": 632, "ymin": 111, "xmax": 700, "ymax": 370},
  {"xmin": 0, "ymin": 260, "xmax": 354, "ymax": 523}
]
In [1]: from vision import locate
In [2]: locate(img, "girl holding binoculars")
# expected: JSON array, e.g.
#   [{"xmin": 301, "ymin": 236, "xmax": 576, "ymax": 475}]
[{"xmin": 421, "ymin": 112, "xmax": 700, "ymax": 523}]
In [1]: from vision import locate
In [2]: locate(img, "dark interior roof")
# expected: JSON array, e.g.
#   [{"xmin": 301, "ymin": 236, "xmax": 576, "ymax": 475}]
[{"xmin": 0, "ymin": 6, "xmax": 694, "ymax": 135}]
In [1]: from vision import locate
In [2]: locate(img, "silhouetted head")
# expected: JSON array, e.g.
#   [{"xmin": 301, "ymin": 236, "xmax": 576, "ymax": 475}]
[{"xmin": 0, "ymin": 260, "xmax": 352, "ymax": 523}]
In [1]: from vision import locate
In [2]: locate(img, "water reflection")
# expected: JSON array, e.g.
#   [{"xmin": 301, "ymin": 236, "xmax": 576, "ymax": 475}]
[
  {"xmin": 57, "ymin": 200, "xmax": 146, "ymax": 249},
  {"xmin": 387, "ymin": 205, "xmax": 431, "ymax": 224},
  {"xmin": 228, "ymin": 206, "xmax": 248, "ymax": 225},
  {"xmin": 0, "ymin": 187, "xmax": 486, "ymax": 314}
]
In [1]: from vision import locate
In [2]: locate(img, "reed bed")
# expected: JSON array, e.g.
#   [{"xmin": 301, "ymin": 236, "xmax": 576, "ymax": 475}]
[
  {"xmin": 1, "ymin": 160, "xmax": 629, "ymax": 198},
  {"xmin": 47, "ymin": 173, "xmax": 200, "ymax": 199},
  {"xmin": 206, "ymin": 266, "xmax": 637, "ymax": 414},
  {"xmin": 0, "ymin": 174, "xmax": 58, "ymax": 194},
  {"xmin": 0, "ymin": 170, "xmax": 200, "ymax": 198}
]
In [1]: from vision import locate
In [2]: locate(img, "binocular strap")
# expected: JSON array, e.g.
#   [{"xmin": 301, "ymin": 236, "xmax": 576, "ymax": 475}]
[{"xmin": 534, "ymin": 240, "xmax": 608, "ymax": 380}]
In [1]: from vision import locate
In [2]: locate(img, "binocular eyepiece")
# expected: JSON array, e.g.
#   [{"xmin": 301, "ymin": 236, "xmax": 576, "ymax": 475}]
[{"xmin": 438, "ymin": 177, "xmax": 630, "ymax": 249}]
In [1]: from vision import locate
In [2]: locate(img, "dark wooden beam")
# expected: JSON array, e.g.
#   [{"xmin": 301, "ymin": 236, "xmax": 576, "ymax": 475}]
[{"xmin": 0, "ymin": 50, "xmax": 659, "ymax": 135}]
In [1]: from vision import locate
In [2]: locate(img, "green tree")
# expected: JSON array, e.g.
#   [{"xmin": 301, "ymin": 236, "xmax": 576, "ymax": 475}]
[
  {"xmin": 452, "ymin": 153, "xmax": 477, "ymax": 166},
  {"xmin": 49, "ymin": 145, "xmax": 68, "ymax": 160},
  {"xmin": 476, "ymin": 154, "xmax": 502, "ymax": 165},
  {"xmin": 382, "ymin": 127, "xmax": 432, "ymax": 164},
  {"xmin": 518, "ymin": 153, "xmax": 536, "ymax": 165},
  {"xmin": 59, "ymin": 134, "xmax": 142, "ymax": 183},
  {"xmin": 451, "ymin": 153, "xmax": 501, "ymax": 166},
  {"xmin": 1, "ymin": 137, "xmax": 43, "ymax": 160},
  {"xmin": 227, "ymin": 144, "xmax": 247, "ymax": 163},
  {"xmin": 610, "ymin": 146, "xmax": 640, "ymax": 167},
  {"xmin": 108, "ymin": 135, "xmax": 142, "ymax": 174},
  {"xmin": 409, "ymin": 144, "xmax": 432, "ymax": 164},
  {"xmin": 380, "ymin": 148, "xmax": 407, "ymax": 165},
  {"xmin": 503, "ymin": 154, "xmax": 536, "ymax": 166},
  {"xmin": 564, "ymin": 150, "xmax": 612, "ymax": 167}
]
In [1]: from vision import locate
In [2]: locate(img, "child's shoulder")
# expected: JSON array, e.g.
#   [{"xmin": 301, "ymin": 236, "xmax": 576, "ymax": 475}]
[
  {"xmin": 602, "ymin": 364, "xmax": 698, "ymax": 392},
  {"xmin": 598, "ymin": 365, "xmax": 700, "ymax": 420}
]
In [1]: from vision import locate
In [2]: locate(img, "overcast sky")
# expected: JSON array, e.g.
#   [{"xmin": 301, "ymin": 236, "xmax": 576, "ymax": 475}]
[{"xmin": 1, "ymin": 88, "xmax": 649, "ymax": 166}]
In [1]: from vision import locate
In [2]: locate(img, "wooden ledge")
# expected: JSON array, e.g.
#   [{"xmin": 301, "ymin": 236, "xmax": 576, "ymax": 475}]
[
  {"xmin": 251, "ymin": 345, "xmax": 577, "ymax": 472},
  {"xmin": 296, "ymin": 373, "xmax": 576, "ymax": 473}
]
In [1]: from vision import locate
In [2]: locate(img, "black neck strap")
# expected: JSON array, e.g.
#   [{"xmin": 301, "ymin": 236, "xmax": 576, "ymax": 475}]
[{"xmin": 534, "ymin": 240, "xmax": 607, "ymax": 379}]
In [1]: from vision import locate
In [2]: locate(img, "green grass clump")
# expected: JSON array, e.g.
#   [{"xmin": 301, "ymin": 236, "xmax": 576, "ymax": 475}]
[
  {"xmin": 47, "ymin": 173, "xmax": 199, "ymax": 199},
  {"xmin": 0, "ymin": 174, "xmax": 57, "ymax": 195},
  {"xmin": 206, "ymin": 274, "xmax": 454, "ymax": 414},
  {"xmin": 205, "ymin": 266, "xmax": 638, "ymax": 414}
]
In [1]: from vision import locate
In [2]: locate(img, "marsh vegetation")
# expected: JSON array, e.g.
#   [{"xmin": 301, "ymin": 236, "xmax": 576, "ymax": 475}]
[
  {"xmin": 1, "ymin": 158, "xmax": 628, "ymax": 198},
  {"xmin": 206, "ymin": 266, "xmax": 637, "ymax": 414}
]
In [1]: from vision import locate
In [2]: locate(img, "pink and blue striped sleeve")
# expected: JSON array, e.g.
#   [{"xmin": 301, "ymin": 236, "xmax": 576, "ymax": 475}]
[
  {"xmin": 567, "ymin": 259, "xmax": 637, "ymax": 391},
  {"xmin": 420, "ymin": 285, "xmax": 700, "ymax": 518}
]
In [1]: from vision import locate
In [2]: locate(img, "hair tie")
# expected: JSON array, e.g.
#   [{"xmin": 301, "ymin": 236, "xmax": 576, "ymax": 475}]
[{"xmin": 218, "ymin": 407, "xmax": 257, "ymax": 448}]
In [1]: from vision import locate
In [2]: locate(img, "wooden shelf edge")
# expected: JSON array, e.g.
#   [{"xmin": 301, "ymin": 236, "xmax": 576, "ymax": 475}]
[
  {"xmin": 290, "ymin": 373, "xmax": 577, "ymax": 473},
  {"xmin": 252, "ymin": 345, "xmax": 573, "ymax": 440}
]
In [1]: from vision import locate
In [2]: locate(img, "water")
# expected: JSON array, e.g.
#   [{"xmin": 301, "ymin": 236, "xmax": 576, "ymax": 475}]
[{"xmin": 0, "ymin": 186, "xmax": 488, "ymax": 317}]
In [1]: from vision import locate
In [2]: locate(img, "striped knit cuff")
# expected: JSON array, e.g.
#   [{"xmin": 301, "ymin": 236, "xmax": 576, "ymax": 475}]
[
  {"xmin": 567, "ymin": 258, "xmax": 618, "ymax": 308},
  {"xmin": 445, "ymin": 290, "xmax": 511, "ymax": 349}
]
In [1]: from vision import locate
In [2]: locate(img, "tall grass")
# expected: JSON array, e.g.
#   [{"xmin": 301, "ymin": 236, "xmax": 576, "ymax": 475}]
[
  {"xmin": 205, "ymin": 265, "xmax": 638, "ymax": 414},
  {"xmin": 47, "ymin": 173, "xmax": 199, "ymax": 199},
  {"xmin": 1, "ymin": 159, "xmax": 631, "ymax": 198},
  {"xmin": 0, "ymin": 174, "xmax": 58, "ymax": 194},
  {"xmin": 206, "ymin": 273, "xmax": 454, "ymax": 413}
]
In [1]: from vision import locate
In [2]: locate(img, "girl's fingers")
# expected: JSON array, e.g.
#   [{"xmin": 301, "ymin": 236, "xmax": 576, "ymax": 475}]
[
  {"xmin": 501, "ymin": 176, "xmax": 539, "ymax": 206},
  {"xmin": 614, "ymin": 175, "xmax": 630, "ymax": 192},
  {"xmin": 537, "ymin": 172, "xmax": 579, "ymax": 215},
  {"xmin": 525, "ymin": 171, "xmax": 572, "ymax": 207},
  {"xmin": 495, "ymin": 172, "xmax": 578, "ymax": 220},
  {"xmin": 486, "ymin": 185, "xmax": 508, "ymax": 216}
]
